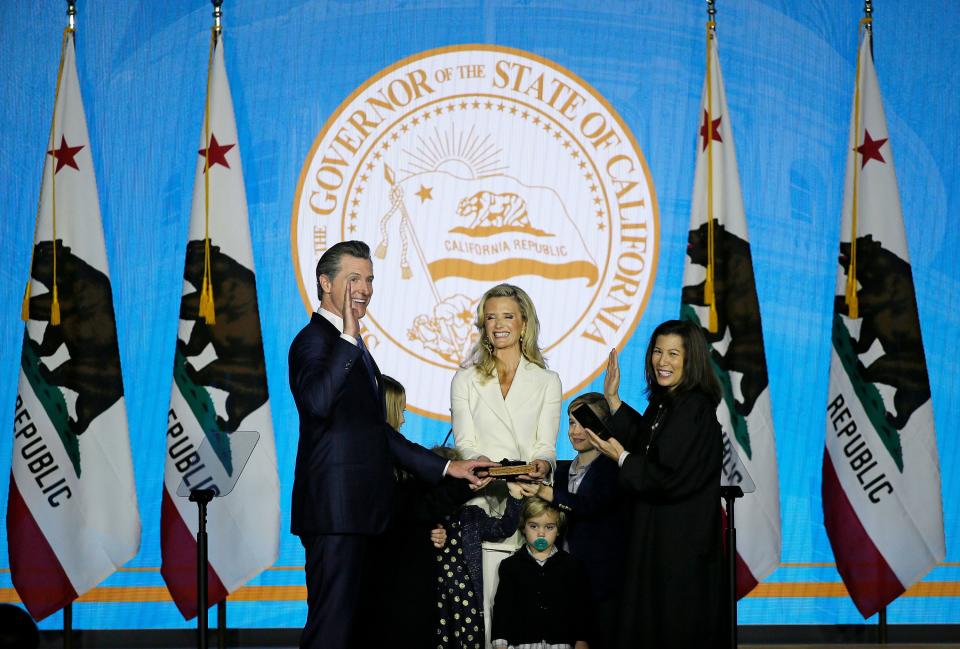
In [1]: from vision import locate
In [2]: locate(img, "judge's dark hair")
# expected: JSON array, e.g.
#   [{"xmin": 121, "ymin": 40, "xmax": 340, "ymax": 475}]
[
  {"xmin": 643, "ymin": 319, "xmax": 722, "ymax": 405},
  {"xmin": 315, "ymin": 240, "xmax": 371, "ymax": 300}
]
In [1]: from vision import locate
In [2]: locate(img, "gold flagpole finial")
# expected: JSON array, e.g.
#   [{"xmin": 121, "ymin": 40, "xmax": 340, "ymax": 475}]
[
  {"xmin": 212, "ymin": 0, "xmax": 224, "ymax": 34},
  {"xmin": 66, "ymin": 0, "xmax": 76, "ymax": 30},
  {"xmin": 863, "ymin": 0, "xmax": 873, "ymax": 22},
  {"xmin": 706, "ymin": 0, "xmax": 717, "ymax": 23}
]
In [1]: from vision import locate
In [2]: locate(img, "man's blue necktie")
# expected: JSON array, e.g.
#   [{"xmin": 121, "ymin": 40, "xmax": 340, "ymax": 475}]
[{"xmin": 356, "ymin": 336, "xmax": 378, "ymax": 390}]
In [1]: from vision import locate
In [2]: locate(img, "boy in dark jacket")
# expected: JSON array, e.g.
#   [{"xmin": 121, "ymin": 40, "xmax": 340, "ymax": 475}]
[{"xmin": 491, "ymin": 497, "xmax": 591, "ymax": 649}]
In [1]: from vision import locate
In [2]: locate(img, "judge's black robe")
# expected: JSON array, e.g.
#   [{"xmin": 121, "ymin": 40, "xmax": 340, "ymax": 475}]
[{"xmin": 609, "ymin": 389, "xmax": 726, "ymax": 649}]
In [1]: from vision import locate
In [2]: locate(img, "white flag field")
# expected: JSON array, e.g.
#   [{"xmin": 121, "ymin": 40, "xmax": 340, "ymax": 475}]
[
  {"xmin": 680, "ymin": 30, "xmax": 781, "ymax": 598},
  {"xmin": 8, "ymin": 29, "xmax": 140, "ymax": 620},
  {"xmin": 822, "ymin": 25, "xmax": 945, "ymax": 618},
  {"xmin": 160, "ymin": 31, "xmax": 280, "ymax": 619}
]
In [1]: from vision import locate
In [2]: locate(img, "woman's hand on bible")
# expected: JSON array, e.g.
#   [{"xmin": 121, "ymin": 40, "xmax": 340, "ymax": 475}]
[{"xmin": 526, "ymin": 458, "xmax": 550, "ymax": 481}]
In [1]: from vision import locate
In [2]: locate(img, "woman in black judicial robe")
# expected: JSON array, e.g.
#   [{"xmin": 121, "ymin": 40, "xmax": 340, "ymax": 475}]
[{"xmin": 586, "ymin": 320, "xmax": 727, "ymax": 649}]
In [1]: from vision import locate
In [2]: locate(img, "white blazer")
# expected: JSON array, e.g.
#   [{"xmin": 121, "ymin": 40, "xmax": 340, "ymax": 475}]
[
  {"xmin": 451, "ymin": 357, "xmax": 561, "ymax": 467},
  {"xmin": 450, "ymin": 358, "xmax": 561, "ymax": 549}
]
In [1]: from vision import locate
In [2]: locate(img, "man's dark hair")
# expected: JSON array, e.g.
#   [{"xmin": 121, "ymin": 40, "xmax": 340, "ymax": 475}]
[
  {"xmin": 643, "ymin": 319, "xmax": 722, "ymax": 405},
  {"xmin": 315, "ymin": 240, "xmax": 371, "ymax": 300}
]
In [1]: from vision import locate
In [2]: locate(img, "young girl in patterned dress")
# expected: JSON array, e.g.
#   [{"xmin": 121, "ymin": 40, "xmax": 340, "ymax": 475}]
[{"xmin": 435, "ymin": 463, "xmax": 537, "ymax": 649}]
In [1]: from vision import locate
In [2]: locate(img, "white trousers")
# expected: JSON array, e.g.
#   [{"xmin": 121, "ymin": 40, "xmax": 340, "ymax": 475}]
[{"xmin": 482, "ymin": 546, "xmax": 514, "ymax": 649}]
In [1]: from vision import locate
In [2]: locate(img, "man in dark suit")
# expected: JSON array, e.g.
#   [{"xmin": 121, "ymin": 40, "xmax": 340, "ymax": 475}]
[{"xmin": 289, "ymin": 240, "xmax": 491, "ymax": 649}]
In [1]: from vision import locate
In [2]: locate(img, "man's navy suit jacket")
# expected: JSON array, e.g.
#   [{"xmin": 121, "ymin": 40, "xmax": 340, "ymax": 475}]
[{"xmin": 289, "ymin": 313, "xmax": 446, "ymax": 536}]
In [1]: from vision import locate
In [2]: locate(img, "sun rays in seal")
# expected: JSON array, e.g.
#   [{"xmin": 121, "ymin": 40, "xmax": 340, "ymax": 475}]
[{"xmin": 401, "ymin": 122, "xmax": 506, "ymax": 179}]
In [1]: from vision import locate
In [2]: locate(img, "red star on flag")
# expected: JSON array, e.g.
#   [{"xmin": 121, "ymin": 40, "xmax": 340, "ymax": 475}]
[
  {"xmin": 856, "ymin": 130, "xmax": 887, "ymax": 168},
  {"xmin": 699, "ymin": 110, "xmax": 723, "ymax": 151},
  {"xmin": 47, "ymin": 135, "xmax": 84, "ymax": 173},
  {"xmin": 198, "ymin": 134, "xmax": 235, "ymax": 172}
]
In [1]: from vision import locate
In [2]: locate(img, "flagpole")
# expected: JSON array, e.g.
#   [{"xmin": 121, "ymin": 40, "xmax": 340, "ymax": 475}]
[
  {"xmin": 212, "ymin": 0, "xmax": 223, "ymax": 34},
  {"xmin": 63, "ymin": 603, "xmax": 72, "ymax": 649},
  {"xmin": 211, "ymin": 5, "xmax": 227, "ymax": 644},
  {"xmin": 59, "ymin": 0, "xmax": 74, "ymax": 636},
  {"xmin": 704, "ymin": 8, "xmax": 741, "ymax": 646},
  {"xmin": 212, "ymin": 5, "xmax": 227, "ymax": 645},
  {"xmin": 703, "ymin": 0, "xmax": 718, "ymax": 333},
  {"xmin": 859, "ymin": 1, "xmax": 888, "ymax": 644}
]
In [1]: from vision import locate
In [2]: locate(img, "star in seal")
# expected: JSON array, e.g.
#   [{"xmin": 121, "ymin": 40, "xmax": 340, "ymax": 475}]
[{"xmin": 415, "ymin": 185, "xmax": 434, "ymax": 202}]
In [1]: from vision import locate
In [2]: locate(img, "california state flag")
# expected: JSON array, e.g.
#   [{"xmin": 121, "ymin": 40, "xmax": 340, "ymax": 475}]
[
  {"xmin": 160, "ymin": 30, "xmax": 279, "ymax": 618},
  {"xmin": 8, "ymin": 29, "xmax": 140, "ymax": 620},
  {"xmin": 822, "ymin": 25, "xmax": 945, "ymax": 618},
  {"xmin": 680, "ymin": 29, "xmax": 781, "ymax": 598}
]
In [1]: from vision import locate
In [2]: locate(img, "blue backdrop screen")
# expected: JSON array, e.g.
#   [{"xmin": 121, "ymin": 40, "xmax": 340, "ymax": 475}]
[{"xmin": 0, "ymin": 0, "xmax": 957, "ymax": 630}]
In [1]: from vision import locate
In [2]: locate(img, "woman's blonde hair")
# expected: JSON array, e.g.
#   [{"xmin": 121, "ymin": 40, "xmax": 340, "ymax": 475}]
[
  {"xmin": 465, "ymin": 283, "xmax": 546, "ymax": 380},
  {"xmin": 382, "ymin": 375, "xmax": 406, "ymax": 431}
]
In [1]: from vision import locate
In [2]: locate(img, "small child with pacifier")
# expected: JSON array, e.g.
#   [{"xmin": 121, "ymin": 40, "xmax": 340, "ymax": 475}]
[{"xmin": 490, "ymin": 497, "xmax": 592, "ymax": 649}]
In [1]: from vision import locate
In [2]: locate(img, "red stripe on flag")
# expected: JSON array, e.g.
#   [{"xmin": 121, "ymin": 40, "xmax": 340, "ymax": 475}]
[
  {"xmin": 822, "ymin": 452, "xmax": 903, "ymax": 617},
  {"xmin": 736, "ymin": 551, "xmax": 759, "ymax": 599},
  {"xmin": 720, "ymin": 502, "xmax": 761, "ymax": 599},
  {"xmin": 160, "ymin": 489, "xmax": 228, "ymax": 620},
  {"xmin": 6, "ymin": 475, "xmax": 78, "ymax": 620}
]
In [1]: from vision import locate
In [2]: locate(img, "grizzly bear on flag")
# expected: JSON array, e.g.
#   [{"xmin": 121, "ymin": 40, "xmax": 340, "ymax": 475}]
[
  {"xmin": 27, "ymin": 239, "xmax": 123, "ymax": 437},
  {"xmin": 836, "ymin": 235, "xmax": 931, "ymax": 431}
]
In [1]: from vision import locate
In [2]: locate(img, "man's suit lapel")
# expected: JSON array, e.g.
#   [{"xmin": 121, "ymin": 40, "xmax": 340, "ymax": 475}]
[{"xmin": 313, "ymin": 314, "xmax": 383, "ymax": 414}]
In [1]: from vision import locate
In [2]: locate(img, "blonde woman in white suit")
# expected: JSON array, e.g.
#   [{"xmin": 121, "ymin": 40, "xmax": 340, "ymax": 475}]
[{"xmin": 451, "ymin": 283, "xmax": 562, "ymax": 648}]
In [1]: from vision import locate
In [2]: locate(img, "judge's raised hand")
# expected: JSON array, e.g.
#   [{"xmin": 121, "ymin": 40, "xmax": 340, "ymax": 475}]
[
  {"xmin": 448, "ymin": 458, "xmax": 499, "ymax": 486},
  {"xmin": 342, "ymin": 281, "xmax": 359, "ymax": 339},
  {"xmin": 603, "ymin": 348, "xmax": 622, "ymax": 414},
  {"xmin": 585, "ymin": 427, "xmax": 625, "ymax": 463}
]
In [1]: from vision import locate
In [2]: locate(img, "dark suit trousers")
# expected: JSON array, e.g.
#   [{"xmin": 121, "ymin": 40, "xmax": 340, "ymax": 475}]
[{"xmin": 300, "ymin": 534, "xmax": 372, "ymax": 649}]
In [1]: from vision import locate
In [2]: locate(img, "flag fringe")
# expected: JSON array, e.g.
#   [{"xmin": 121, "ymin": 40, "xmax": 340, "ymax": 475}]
[
  {"xmin": 199, "ymin": 237, "xmax": 216, "ymax": 325},
  {"xmin": 50, "ymin": 285, "xmax": 61, "ymax": 326}
]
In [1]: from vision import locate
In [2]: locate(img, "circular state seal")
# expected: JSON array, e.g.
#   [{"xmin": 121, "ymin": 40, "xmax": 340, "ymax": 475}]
[{"xmin": 293, "ymin": 45, "xmax": 658, "ymax": 419}]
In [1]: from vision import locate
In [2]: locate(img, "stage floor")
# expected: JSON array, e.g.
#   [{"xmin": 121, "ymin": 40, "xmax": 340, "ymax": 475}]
[{"xmin": 36, "ymin": 627, "xmax": 960, "ymax": 648}]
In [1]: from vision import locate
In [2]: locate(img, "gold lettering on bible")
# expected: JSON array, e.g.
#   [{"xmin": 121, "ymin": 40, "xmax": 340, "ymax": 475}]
[{"xmin": 293, "ymin": 45, "xmax": 659, "ymax": 418}]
